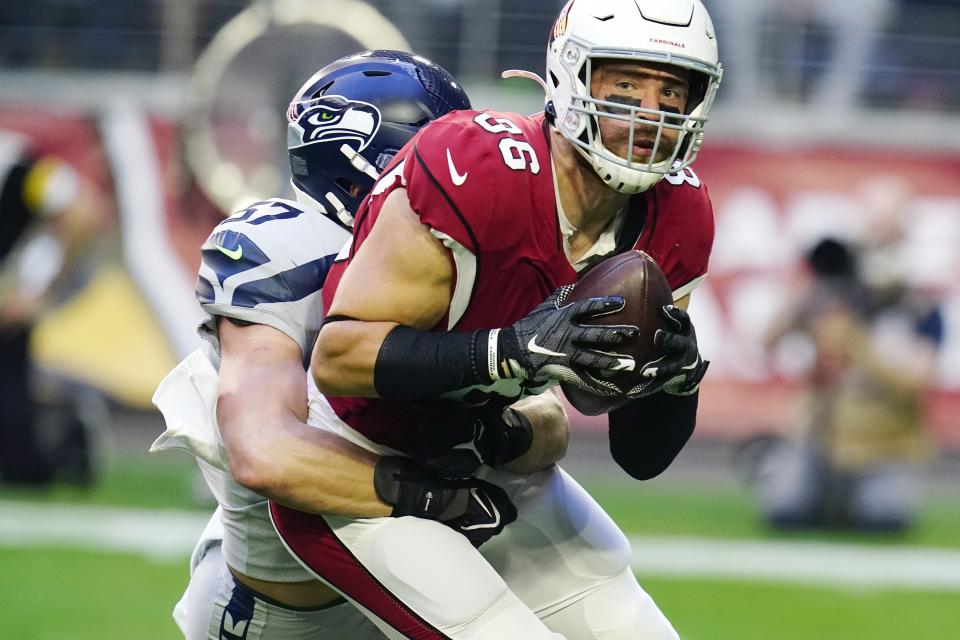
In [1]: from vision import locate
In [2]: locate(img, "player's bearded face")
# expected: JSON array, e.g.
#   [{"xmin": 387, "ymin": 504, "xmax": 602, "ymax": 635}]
[{"xmin": 590, "ymin": 62, "xmax": 690, "ymax": 164}]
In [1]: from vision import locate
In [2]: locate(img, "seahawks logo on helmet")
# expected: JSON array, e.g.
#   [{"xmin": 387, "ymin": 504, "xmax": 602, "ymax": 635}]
[{"xmin": 289, "ymin": 96, "xmax": 382, "ymax": 152}]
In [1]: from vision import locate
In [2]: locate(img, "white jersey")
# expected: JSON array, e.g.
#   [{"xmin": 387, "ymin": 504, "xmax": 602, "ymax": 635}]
[
  {"xmin": 153, "ymin": 197, "xmax": 349, "ymax": 582},
  {"xmin": 196, "ymin": 197, "xmax": 349, "ymax": 367}
]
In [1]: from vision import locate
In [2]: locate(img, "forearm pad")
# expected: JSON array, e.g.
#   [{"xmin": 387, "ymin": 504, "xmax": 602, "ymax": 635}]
[
  {"xmin": 373, "ymin": 456, "xmax": 456, "ymax": 518},
  {"xmin": 608, "ymin": 390, "xmax": 698, "ymax": 480},
  {"xmin": 373, "ymin": 456, "xmax": 518, "ymax": 547},
  {"xmin": 374, "ymin": 326, "xmax": 496, "ymax": 398}
]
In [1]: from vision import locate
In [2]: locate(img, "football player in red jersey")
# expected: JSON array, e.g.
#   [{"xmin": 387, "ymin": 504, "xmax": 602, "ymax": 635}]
[
  {"xmin": 271, "ymin": 1, "xmax": 722, "ymax": 638},
  {"xmin": 156, "ymin": 52, "xmax": 550, "ymax": 640}
]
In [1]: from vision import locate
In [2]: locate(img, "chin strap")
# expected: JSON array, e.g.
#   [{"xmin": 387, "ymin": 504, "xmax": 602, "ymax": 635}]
[
  {"xmin": 291, "ymin": 182, "xmax": 354, "ymax": 230},
  {"xmin": 339, "ymin": 143, "xmax": 380, "ymax": 181},
  {"xmin": 323, "ymin": 191, "xmax": 355, "ymax": 228}
]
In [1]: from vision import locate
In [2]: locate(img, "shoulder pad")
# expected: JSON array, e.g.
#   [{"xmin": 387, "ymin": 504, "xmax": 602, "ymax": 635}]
[
  {"xmin": 196, "ymin": 198, "xmax": 349, "ymax": 309},
  {"xmin": 402, "ymin": 111, "xmax": 551, "ymax": 254}
]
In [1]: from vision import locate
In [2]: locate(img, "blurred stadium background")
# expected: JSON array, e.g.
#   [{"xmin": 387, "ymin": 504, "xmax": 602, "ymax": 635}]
[{"xmin": 1, "ymin": 1, "xmax": 959, "ymax": 638}]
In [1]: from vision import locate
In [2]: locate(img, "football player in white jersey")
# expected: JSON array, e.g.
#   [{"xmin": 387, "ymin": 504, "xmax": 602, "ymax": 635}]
[{"xmin": 153, "ymin": 51, "xmax": 568, "ymax": 640}]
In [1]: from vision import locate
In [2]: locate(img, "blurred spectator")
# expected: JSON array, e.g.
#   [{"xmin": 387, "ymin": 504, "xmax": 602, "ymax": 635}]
[
  {"xmin": 0, "ymin": 131, "xmax": 110, "ymax": 486},
  {"xmin": 756, "ymin": 181, "xmax": 943, "ymax": 532},
  {"xmin": 711, "ymin": 0, "xmax": 894, "ymax": 111}
]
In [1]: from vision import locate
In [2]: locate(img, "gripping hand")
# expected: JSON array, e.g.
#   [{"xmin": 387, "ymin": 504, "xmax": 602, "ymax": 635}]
[
  {"xmin": 374, "ymin": 456, "xmax": 517, "ymax": 547},
  {"xmin": 638, "ymin": 305, "xmax": 709, "ymax": 397},
  {"xmin": 414, "ymin": 401, "xmax": 534, "ymax": 477},
  {"xmin": 495, "ymin": 286, "xmax": 639, "ymax": 395}
]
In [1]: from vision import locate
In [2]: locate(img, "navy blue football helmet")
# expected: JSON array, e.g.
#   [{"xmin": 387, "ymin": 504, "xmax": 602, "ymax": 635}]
[{"xmin": 287, "ymin": 50, "xmax": 471, "ymax": 230}]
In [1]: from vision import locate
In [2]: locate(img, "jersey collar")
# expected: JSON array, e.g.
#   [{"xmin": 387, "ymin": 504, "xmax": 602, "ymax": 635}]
[{"xmin": 552, "ymin": 157, "xmax": 625, "ymax": 272}]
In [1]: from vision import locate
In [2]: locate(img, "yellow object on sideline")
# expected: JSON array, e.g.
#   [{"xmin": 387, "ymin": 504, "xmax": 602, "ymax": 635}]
[{"xmin": 31, "ymin": 265, "xmax": 178, "ymax": 409}]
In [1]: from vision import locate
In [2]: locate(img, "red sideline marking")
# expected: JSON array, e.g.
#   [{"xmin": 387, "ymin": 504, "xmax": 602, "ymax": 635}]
[{"xmin": 269, "ymin": 502, "xmax": 450, "ymax": 639}]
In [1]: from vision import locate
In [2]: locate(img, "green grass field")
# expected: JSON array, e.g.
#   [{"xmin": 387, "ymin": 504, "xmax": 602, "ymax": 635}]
[
  {"xmin": 2, "ymin": 449, "xmax": 958, "ymax": 639},
  {"xmin": 8, "ymin": 450, "xmax": 960, "ymax": 548},
  {"xmin": 2, "ymin": 546, "xmax": 957, "ymax": 640}
]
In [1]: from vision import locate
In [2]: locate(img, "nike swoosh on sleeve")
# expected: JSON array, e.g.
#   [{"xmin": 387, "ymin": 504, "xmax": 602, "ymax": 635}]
[
  {"xmin": 446, "ymin": 148, "xmax": 468, "ymax": 186},
  {"xmin": 214, "ymin": 244, "xmax": 243, "ymax": 260}
]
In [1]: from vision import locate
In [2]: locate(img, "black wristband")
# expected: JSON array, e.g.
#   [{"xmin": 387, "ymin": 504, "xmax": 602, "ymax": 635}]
[{"xmin": 374, "ymin": 326, "xmax": 496, "ymax": 399}]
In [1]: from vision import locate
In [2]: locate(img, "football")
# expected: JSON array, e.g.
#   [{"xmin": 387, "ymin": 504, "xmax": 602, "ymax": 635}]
[{"xmin": 560, "ymin": 250, "xmax": 673, "ymax": 415}]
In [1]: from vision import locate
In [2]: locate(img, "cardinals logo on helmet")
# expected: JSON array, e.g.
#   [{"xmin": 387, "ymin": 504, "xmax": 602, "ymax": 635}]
[
  {"xmin": 551, "ymin": 0, "xmax": 575, "ymax": 41},
  {"xmin": 289, "ymin": 96, "xmax": 382, "ymax": 153}
]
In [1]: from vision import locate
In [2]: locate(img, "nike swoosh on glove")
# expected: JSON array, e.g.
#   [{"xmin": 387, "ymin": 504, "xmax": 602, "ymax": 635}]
[
  {"xmin": 439, "ymin": 480, "xmax": 517, "ymax": 547},
  {"xmin": 497, "ymin": 286, "xmax": 639, "ymax": 396},
  {"xmin": 374, "ymin": 456, "xmax": 517, "ymax": 547},
  {"xmin": 636, "ymin": 305, "xmax": 709, "ymax": 397}
]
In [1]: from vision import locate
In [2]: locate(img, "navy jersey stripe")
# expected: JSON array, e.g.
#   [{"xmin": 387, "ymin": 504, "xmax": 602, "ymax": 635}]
[
  {"xmin": 219, "ymin": 576, "xmax": 255, "ymax": 639},
  {"xmin": 230, "ymin": 253, "xmax": 337, "ymax": 308},
  {"xmin": 196, "ymin": 274, "xmax": 215, "ymax": 306}
]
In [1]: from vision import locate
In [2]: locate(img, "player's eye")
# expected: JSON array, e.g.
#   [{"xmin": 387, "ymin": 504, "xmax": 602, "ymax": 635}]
[{"xmin": 615, "ymin": 81, "xmax": 634, "ymax": 91}]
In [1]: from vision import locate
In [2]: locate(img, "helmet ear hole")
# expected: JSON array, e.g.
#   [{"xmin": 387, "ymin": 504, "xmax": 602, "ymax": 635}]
[{"xmin": 685, "ymin": 71, "xmax": 709, "ymax": 115}]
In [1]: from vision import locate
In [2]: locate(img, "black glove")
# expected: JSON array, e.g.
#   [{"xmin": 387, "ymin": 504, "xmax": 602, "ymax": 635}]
[
  {"xmin": 414, "ymin": 401, "xmax": 534, "ymax": 478},
  {"xmin": 373, "ymin": 456, "xmax": 517, "ymax": 547},
  {"xmin": 496, "ymin": 286, "xmax": 639, "ymax": 396},
  {"xmin": 637, "ymin": 305, "xmax": 709, "ymax": 397}
]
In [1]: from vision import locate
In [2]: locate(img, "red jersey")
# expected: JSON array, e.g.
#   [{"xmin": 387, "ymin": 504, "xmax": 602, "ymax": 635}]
[{"xmin": 322, "ymin": 110, "xmax": 714, "ymax": 455}]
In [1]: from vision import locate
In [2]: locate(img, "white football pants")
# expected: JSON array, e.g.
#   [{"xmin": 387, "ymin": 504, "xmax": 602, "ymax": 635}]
[
  {"xmin": 272, "ymin": 465, "xmax": 678, "ymax": 639},
  {"xmin": 177, "ymin": 528, "xmax": 385, "ymax": 639}
]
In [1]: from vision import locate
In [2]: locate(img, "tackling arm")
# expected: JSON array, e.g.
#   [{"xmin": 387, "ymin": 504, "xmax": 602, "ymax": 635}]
[
  {"xmin": 217, "ymin": 319, "xmax": 516, "ymax": 544},
  {"xmin": 217, "ymin": 318, "xmax": 391, "ymax": 516}
]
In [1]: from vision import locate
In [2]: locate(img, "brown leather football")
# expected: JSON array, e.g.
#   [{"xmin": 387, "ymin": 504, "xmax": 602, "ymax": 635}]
[{"xmin": 560, "ymin": 250, "xmax": 673, "ymax": 416}]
